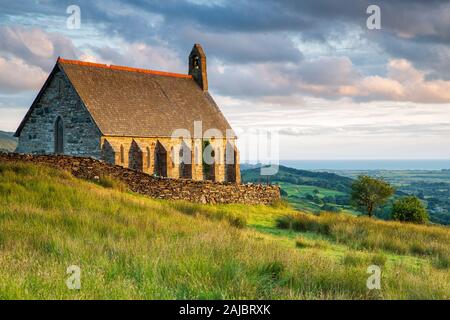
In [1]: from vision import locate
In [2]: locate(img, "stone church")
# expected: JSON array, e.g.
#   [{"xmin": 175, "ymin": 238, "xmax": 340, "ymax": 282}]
[{"xmin": 15, "ymin": 44, "xmax": 240, "ymax": 183}]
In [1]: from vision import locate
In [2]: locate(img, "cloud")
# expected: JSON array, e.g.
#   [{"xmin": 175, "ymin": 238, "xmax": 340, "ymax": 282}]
[
  {"xmin": 177, "ymin": 28, "xmax": 303, "ymax": 64},
  {"xmin": 0, "ymin": 57, "xmax": 47, "ymax": 93},
  {"xmin": 0, "ymin": 26, "xmax": 81, "ymax": 93},
  {"xmin": 297, "ymin": 56, "xmax": 357, "ymax": 86},
  {"xmin": 352, "ymin": 59, "xmax": 450, "ymax": 103},
  {"xmin": 0, "ymin": 26, "xmax": 79, "ymax": 70},
  {"xmin": 212, "ymin": 55, "xmax": 450, "ymax": 104}
]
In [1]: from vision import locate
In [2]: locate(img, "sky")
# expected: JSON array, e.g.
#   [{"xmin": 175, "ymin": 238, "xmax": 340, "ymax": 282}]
[{"xmin": 1, "ymin": 0, "xmax": 450, "ymax": 160}]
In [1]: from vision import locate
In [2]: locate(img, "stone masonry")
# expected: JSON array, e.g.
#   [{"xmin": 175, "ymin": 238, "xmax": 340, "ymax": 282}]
[
  {"xmin": 15, "ymin": 70, "xmax": 102, "ymax": 158},
  {"xmin": 0, "ymin": 153, "xmax": 280, "ymax": 205}
]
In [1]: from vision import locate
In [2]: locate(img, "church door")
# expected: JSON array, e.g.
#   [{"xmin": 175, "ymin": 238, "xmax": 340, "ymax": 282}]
[{"xmin": 54, "ymin": 117, "xmax": 64, "ymax": 154}]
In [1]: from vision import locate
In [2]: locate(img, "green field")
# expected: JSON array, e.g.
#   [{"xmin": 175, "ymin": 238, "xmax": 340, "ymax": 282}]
[
  {"xmin": 242, "ymin": 166, "xmax": 357, "ymax": 215},
  {"xmin": 242, "ymin": 165, "xmax": 450, "ymax": 225},
  {"xmin": 330, "ymin": 169, "xmax": 450, "ymax": 225},
  {"xmin": 277, "ymin": 182, "xmax": 359, "ymax": 215},
  {"xmin": 279, "ymin": 182, "xmax": 345, "ymax": 197},
  {"xmin": 0, "ymin": 161, "xmax": 449, "ymax": 299}
]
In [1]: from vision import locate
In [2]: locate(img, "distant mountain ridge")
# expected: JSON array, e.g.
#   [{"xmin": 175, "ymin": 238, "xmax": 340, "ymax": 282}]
[
  {"xmin": 0, "ymin": 131, "xmax": 17, "ymax": 152},
  {"xmin": 241, "ymin": 165, "xmax": 353, "ymax": 193}
]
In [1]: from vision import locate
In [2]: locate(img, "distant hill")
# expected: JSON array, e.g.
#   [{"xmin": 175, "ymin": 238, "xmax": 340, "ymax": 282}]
[
  {"xmin": 0, "ymin": 131, "xmax": 17, "ymax": 152},
  {"xmin": 241, "ymin": 165, "xmax": 353, "ymax": 193}
]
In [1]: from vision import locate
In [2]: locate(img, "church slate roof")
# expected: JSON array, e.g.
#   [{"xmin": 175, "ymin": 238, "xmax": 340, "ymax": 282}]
[{"xmin": 16, "ymin": 58, "xmax": 235, "ymax": 138}]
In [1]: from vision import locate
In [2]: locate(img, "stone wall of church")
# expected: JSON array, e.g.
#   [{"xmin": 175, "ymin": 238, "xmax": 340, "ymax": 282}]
[
  {"xmin": 0, "ymin": 153, "xmax": 278, "ymax": 205},
  {"xmin": 15, "ymin": 69, "xmax": 241, "ymax": 184},
  {"xmin": 16, "ymin": 70, "xmax": 102, "ymax": 158},
  {"xmin": 101, "ymin": 136, "xmax": 241, "ymax": 183}
]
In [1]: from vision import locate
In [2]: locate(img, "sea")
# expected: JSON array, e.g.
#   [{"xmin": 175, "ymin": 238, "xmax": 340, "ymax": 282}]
[{"xmin": 279, "ymin": 160, "xmax": 450, "ymax": 171}]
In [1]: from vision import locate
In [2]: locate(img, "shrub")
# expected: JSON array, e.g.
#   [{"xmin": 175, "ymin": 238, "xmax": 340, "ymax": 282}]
[
  {"xmin": 259, "ymin": 261, "xmax": 285, "ymax": 281},
  {"xmin": 168, "ymin": 202, "xmax": 247, "ymax": 228},
  {"xmin": 295, "ymin": 237, "xmax": 329, "ymax": 250},
  {"xmin": 342, "ymin": 252, "xmax": 367, "ymax": 266},
  {"xmin": 277, "ymin": 214, "xmax": 330, "ymax": 234},
  {"xmin": 321, "ymin": 204, "xmax": 341, "ymax": 213},
  {"xmin": 371, "ymin": 253, "xmax": 387, "ymax": 266},
  {"xmin": 95, "ymin": 175, "xmax": 128, "ymax": 192},
  {"xmin": 276, "ymin": 215, "xmax": 295, "ymax": 230},
  {"xmin": 295, "ymin": 238, "xmax": 309, "ymax": 248},
  {"xmin": 432, "ymin": 255, "xmax": 450, "ymax": 270},
  {"xmin": 227, "ymin": 214, "xmax": 247, "ymax": 229},
  {"xmin": 270, "ymin": 199, "xmax": 290, "ymax": 209},
  {"xmin": 392, "ymin": 196, "xmax": 428, "ymax": 224}
]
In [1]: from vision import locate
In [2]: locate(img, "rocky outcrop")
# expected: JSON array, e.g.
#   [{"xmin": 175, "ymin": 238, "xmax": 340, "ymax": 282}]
[{"xmin": 0, "ymin": 153, "xmax": 280, "ymax": 205}]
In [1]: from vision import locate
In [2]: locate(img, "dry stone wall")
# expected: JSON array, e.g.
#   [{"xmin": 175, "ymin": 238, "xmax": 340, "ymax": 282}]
[{"xmin": 0, "ymin": 153, "xmax": 280, "ymax": 205}]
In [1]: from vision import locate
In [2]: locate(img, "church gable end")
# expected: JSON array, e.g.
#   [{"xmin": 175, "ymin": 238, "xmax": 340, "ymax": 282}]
[{"xmin": 15, "ymin": 67, "xmax": 102, "ymax": 158}]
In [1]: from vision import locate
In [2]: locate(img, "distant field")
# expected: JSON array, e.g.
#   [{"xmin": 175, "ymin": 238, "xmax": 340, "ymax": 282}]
[
  {"xmin": 277, "ymin": 182, "xmax": 358, "ymax": 215},
  {"xmin": 329, "ymin": 169, "xmax": 450, "ymax": 225},
  {"xmin": 279, "ymin": 182, "xmax": 345, "ymax": 197},
  {"xmin": 242, "ymin": 165, "xmax": 450, "ymax": 225},
  {"xmin": 242, "ymin": 166, "xmax": 359, "ymax": 216}
]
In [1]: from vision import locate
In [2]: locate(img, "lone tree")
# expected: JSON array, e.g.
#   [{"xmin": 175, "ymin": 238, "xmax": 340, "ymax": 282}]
[
  {"xmin": 392, "ymin": 196, "xmax": 428, "ymax": 224},
  {"xmin": 351, "ymin": 175, "xmax": 395, "ymax": 217}
]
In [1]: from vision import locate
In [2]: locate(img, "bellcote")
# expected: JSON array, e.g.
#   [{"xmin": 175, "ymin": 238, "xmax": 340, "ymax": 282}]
[{"xmin": 188, "ymin": 44, "xmax": 208, "ymax": 91}]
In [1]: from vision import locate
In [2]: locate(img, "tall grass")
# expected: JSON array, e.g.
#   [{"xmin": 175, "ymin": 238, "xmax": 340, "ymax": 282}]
[
  {"xmin": 276, "ymin": 213, "xmax": 450, "ymax": 263},
  {"xmin": 0, "ymin": 162, "xmax": 449, "ymax": 299}
]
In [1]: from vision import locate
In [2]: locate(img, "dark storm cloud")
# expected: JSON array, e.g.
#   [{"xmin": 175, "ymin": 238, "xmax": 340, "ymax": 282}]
[
  {"xmin": 2, "ymin": 0, "xmax": 448, "ymax": 69},
  {"xmin": 2, "ymin": 0, "xmax": 448, "ymax": 42},
  {"xmin": 97, "ymin": 0, "xmax": 450, "ymax": 78},
  {"xmin": 122, "ymin": 0, "xmax": 312, "ymax": 32},
  {"xmin": 2, "ymin": 0, "xmax": 450, "ymax": 99}
]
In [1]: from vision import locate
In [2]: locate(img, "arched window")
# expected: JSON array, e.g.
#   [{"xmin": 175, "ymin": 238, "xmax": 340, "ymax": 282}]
[
  {"xmin": 146, "ymin": 147, "xmax": 151, "ymax": 169},
  {"xmin": 193, "ymin": 56, "xmax": 200, "ymax": 69},
  {"xmin": 120, "ymin": 145, "xmax": 125, "ymax": 164},
  {"xmin": 54, "ymin": 116, "xmax": 64, "ymax": 154}
]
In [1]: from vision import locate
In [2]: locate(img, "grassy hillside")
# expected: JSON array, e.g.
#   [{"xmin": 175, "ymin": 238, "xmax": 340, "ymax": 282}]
[
  {"xmin": 0, "ymin": 131, "xmax": 17, "ymax": 152},
  {"xmin": 0, "ymin": 162, "xmax": 449, "ymax": 299}
]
